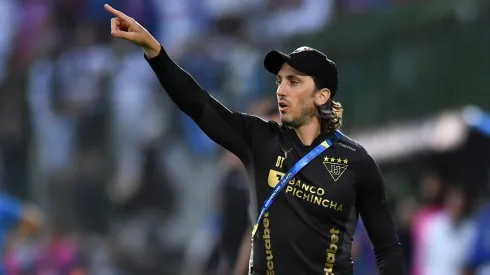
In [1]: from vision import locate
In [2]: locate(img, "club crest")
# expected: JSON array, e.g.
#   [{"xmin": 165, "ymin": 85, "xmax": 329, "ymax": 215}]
[{"xmin": 323, "ymin": 156, "xmax": 348, "ymax": 182}]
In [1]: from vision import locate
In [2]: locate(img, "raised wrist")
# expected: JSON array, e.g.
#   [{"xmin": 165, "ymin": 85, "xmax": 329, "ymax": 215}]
[{"xmin": 143, "ymin": 38, "xmax": 161, "ymax": 59}]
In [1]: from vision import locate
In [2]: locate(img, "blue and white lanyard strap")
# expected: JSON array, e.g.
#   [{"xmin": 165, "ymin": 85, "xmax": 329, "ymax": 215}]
[{"xmin": 251, "ymin": 130, "xmax": 343, "ymax": 238}]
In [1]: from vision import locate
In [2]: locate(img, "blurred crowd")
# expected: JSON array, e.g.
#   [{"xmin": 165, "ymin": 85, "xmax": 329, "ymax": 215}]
[
  {"xmin": 0, "ymin": 0, "xmax": 488, "ymax": 275},
  {"xmin": 352, "ymin": 170, "xmax": 490, "ymax": 275}
]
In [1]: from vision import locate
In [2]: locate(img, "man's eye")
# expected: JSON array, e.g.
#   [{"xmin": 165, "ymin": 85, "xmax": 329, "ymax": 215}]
[
  {"xmin": 290, "ymin": 80, "xmax": 298, "ymax": 86},
  {"xmin": 276, "ymin": 80, "xmax": 281, "ymax": 86}
]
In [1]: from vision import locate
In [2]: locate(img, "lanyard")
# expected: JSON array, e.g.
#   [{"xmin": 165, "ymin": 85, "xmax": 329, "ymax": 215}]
[{"xmin": 251, "ymin": 130, "xmax": 343, "ymax": 238}]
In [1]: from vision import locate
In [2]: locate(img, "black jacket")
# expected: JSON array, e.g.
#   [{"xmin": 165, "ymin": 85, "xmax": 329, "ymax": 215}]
[{"xmin": 145, "ymin": 46, "xmax": 405, "ymax": 275}]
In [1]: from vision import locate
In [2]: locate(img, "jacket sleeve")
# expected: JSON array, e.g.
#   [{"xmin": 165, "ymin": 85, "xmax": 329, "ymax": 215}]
[
  {"xmin": 145, "ymin": 46, "xmax": 268, "ymax": 162},
  {"xmin": 356, "ymin": 152, "xmax": 406, "ymax": 275}
]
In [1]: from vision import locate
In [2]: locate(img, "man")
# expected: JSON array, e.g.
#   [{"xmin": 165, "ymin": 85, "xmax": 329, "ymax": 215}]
[{"xmin": 104, "ymin": 4, "xmax": 405, "ymax": 275}]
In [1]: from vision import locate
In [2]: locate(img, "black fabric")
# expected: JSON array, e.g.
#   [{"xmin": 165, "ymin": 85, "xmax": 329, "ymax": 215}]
[{"xmin": 144, "ymin": 46, "xmax": 404, "ymax": 275}]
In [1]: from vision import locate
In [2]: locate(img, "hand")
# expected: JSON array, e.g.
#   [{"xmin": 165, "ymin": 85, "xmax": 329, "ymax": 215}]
[{"xmin": 104, "ymin": 4, "xmax": 161, "ymax": 58}]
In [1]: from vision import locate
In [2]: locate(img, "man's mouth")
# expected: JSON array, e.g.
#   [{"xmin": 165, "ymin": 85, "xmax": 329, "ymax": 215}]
[{"xmin": 279, "ymin": 101, "xmax": 288, "ymax": 112}]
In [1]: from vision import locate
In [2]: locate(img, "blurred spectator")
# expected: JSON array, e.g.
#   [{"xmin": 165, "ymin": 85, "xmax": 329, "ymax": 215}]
[
  {"xmin": 151, "ymin": 0, "xmax": 200, "ymax": 59},
  {"xmin": 73, "ymin": 145, "xmax": 110, "ymax": 235},
  {"xmin": 11, "ymin": 0, "xmax": 54, "ymax": 70},
  {"xmin": 109, "ymin": 46, "xmax": 167, "ymax": 205},
  {"xmin": 0, "ymin": 192, "xmax": 42, "ymax": 275},
  {"xmin": 421, "ymin": 184, "xmax": 474, "ymax": 275},
  {"xmin": 464, "ymin": 201, "xmax": 490, "ymax": 275},
  {"xmin": 204, "ymin": 0, "xmax": 264, "ymax": 19},
  {"xmin": 0, "ymin": 0, "xmax": 17, "ymax": 84},
  {"xmin": 264, "ymin": 0, "xmax": 335, "ymax": 41},
  {"xmin": 0, "ymin": 90, "xmax": 28, "ymax": 198},
  {"xmin": 411, "ymin": 171, "xmax": 445, "ymax": 275},
  {"xmin": 34, "ymin": 228, "xmax": 87, "ymax": 275},
  {"xmin": 396, "ymin": 197, "xmax": 417, "ymax": 272},
  {"xmin": 200, "ymin": 152, "xmax": 250, "ymax": 275}
]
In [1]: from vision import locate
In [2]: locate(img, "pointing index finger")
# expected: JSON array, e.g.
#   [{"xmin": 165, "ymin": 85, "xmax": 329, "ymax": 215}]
[{"xmin": 104, "ymin": 4, "xmax": 130, "ymax": 21}]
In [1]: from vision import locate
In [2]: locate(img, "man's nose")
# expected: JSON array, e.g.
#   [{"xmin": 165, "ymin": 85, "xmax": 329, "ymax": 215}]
[{"xmin": 276, "ymin": 84, "xmax": 287, "ymax": 97}]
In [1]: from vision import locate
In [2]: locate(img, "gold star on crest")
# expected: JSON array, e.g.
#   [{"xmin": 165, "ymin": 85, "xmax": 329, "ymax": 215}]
[
  {"xmin": 343, "ymin": 159, "xmax": 348, "ymax": 164},
  {"xmin": 337, "ymin": 158, "xmax": 342, "ymax": 163},
  {"xmin": 330, "ymin": 157, "xmax": 336, "ymax": 162},
  {"xmin": 324, "ymin": 156, "xmax": 330, "ymax": 162}
]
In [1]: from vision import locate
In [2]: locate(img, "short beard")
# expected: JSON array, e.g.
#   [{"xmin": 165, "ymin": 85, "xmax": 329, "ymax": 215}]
[{"xmin": 281, "ymin": 103, "xmax": 317, "ymax": 129}]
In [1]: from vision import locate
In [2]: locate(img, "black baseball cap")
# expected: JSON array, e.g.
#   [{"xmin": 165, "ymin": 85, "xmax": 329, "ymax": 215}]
[{"xmin": 264, "ymin": 46, "xmax": 339, "ymax": 97}]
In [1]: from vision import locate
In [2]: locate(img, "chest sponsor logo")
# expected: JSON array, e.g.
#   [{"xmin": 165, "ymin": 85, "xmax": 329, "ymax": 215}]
[
  {"xmin": 267, "ymin": 169, "xmax": 343, "ymax": 212},
  {"xmin": 323, "ymin": 156, "xmax": 348, "ymax": 182}
]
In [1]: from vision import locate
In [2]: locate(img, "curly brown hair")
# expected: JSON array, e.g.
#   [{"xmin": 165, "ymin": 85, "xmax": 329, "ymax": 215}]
[
  {"xmin": 312, "ymin": 78, "xmax": 343, "ymax": 132},
  {"xmin": 317, "ymin": 100, "xmax": 343, "ymax": 132}
]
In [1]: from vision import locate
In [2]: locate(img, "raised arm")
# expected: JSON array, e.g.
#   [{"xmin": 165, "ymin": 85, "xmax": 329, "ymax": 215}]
[
  {"xmin": 104, "ymin": 4, "xmax": 267, "ymax": 161},
  {"xmin": 356, "ymin": 152, "xmax": 406, "ymax": 275}
]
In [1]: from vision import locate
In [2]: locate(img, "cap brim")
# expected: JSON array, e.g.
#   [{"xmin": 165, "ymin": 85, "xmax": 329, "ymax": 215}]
[{"xmin": 264, "ymin": 51, "xmax": 290, "ymax": 75}]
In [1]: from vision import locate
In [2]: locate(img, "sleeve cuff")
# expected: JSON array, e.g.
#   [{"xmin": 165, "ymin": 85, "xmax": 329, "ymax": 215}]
[
  {"xmin": 144, "ymin": 45, "xmax": 168, "ymax": 62},
  {"xmin": 144, "ymin": 45, "xmax": 175, "ymax": 71}
]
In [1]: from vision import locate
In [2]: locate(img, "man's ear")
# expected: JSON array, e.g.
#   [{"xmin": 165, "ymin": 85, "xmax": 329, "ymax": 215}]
[{"xmin": 315, "ymin": 88, "xmax": 331, "ymax": 106}]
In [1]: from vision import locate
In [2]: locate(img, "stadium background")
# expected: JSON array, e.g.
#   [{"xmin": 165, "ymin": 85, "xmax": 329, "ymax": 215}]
[{"xmin": 0, "ymin": 0, "xmax": 489, "ymax": 274}]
